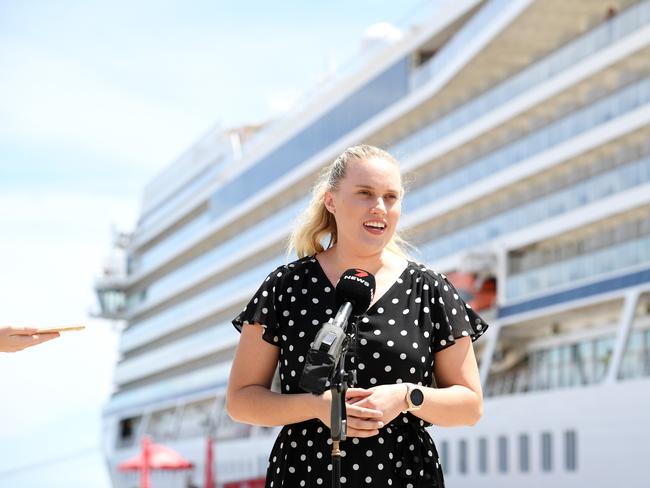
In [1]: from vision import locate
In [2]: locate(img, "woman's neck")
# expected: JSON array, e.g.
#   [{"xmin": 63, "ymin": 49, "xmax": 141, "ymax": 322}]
[{"xmin": 321, "ymin": 245, "xmax": 396, "ymax": 275}]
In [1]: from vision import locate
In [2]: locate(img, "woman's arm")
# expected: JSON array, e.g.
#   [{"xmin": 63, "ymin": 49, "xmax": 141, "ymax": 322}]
[
  {"xmin": 347, "ymin": 336, "xmax": 483, "ymax": 427},
  {"xmin": 226, "ymin": 323, "xmax": 385, "ymax": 436},
  {"xmin": 416, "ymin": 335, "xmax": 484, "ymax": 427},
  {"xmin": 226, "ymin": 322, "xmax": 314, "ymax": 425}
]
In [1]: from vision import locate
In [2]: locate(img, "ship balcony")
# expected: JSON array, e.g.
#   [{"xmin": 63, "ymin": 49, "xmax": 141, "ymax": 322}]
[
  {"xmin": 127, "ymin": 196, "xmax": 307, "ymax": 311},
  {"xmin": 507, "ymin": 233, "xmax": 650, "ymax": 303},
  {"xmin": 484, "ymin": 291, "xmax": 650, "ymax": 398},
  {"xmin": 104, "ymin": 361, "xmax": 231, "ymax": 417},
  {"xmin": 389, "ymin": 0, "xmax": 650, "ymax": 163},
  {"xmin": 399, "ymin": 66, "xmax": 650, "ymax": 206},
  {"xmin": 94, "ymin": 283, "xmax": 127, "ymax": 320},
  {"xmin": 412, "ymin": 153, "xmax": 650, "ymax": 268},
  {"xmin": 114, "ymin": 321, "xmax": 237, "ymax": 386},
  {"xmin": 118, "ymin": 255, "xmax": 284, "ymax": 353}
]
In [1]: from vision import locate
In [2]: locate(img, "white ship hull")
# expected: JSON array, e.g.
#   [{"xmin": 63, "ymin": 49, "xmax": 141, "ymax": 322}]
[{"xmin": 103, "ymin": 376, "xmax": 650, "ymax": 487}]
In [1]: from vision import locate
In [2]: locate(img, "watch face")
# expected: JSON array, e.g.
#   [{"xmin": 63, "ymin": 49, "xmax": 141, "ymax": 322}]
[{"xmin": 410, "ymin": 388, "xmax": 424, "ymax": 406}]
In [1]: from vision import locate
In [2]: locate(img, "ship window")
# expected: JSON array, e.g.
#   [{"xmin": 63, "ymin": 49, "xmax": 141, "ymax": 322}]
[
  {"xmin": 570, "ymin": 343, "xmax": 591, "ymax": 386},
  {"xmin": 541, "ymin": 431, "xmax": 553, "ymax": 471},
  {"xmin": 413, "ymin": 48, "xmax": 437, "ymax": 67},
  {"xmin": 458, "ymin": 439, "xmax": 468, "ymax": 474},
  {"xmin": 498, "ymin": 436, "xmax": 508, "ymax": 473},
  {"xmin": 440, "ymin": 440, "xmax": 449, "ymax": 474},
  {"xmin": 119, "ymin": 418, "xmax": 133, "ymax": 439},
  {"xmin": 518, "ymin": 433, "xmax": 529, "ymax": 472},
  {"xmin": 148, "ymin": 408, "xmax": 177, "ymax": 440},
  {"xmin": 595, "ymin": 337, "xmax": 614, "ymax": 382},
  {"xmin": 564, "ymin": 430, "xmax": 577, "ymax": 471},
  {"xmin": 478, "ymin": 437, "xmax": 488, "ymax": 474},
  {"xmin": 549, "ymin": 347, "xmax": 561, "ymax": 390},
  {"xmin": 117, "ymin": 416, "xmax": 141, "ymax": 448},
  {"xmin": 559, "ymin": 345, "xmax": 571, "ymax": 387},
  {"xmin": 645, "ymin": 329, "xmax": 650, "ymax": 377}
]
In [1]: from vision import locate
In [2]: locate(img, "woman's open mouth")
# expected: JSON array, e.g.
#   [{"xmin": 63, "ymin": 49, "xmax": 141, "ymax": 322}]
[{"xmin": 363, "ymin": 220, "xmax": 387, "ymax": 235}]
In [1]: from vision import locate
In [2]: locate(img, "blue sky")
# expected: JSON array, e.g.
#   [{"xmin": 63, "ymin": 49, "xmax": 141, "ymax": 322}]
[{"xmin": 0, "ymin": 1, "xmax": 425, "ymax": 486}]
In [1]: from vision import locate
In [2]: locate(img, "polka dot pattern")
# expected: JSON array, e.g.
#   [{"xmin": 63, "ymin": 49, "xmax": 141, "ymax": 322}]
[{"xmin": 232, "ymin": 254, "xmax": 489, "ymax": 487}]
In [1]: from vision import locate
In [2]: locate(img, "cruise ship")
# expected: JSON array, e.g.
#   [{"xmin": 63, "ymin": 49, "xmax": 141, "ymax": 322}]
[{"xmin": 94, "ymin": 1, "xmax": 650, "ymax": 486}]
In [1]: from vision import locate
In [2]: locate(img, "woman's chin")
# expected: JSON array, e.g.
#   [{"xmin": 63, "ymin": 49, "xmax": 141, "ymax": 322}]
[{"xmin": 359, "ymin": 230, "xmax": 390, "ymax": 248}]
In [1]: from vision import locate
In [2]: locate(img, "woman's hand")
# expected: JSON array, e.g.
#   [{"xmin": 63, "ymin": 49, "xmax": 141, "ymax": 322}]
[
  {"xmin": 315, "ymin": 388, "xmax": 385, "ymax": 437},
  {"xmin": 0, "ymin": 326, "xmax": 59, "ymax": 353},
  {"xmin": 344, "ymin": 384, "xmax": 408, "ymax": 426}
]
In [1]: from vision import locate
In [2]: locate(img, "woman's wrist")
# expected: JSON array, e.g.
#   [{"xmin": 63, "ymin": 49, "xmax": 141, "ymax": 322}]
[
  {"xmin": 310, "ymin": 390, "xmax": 329, "ymax": 423},
  {"xmin": 399, "ymin": 383, "xmax": 411, "ymax": 411}
]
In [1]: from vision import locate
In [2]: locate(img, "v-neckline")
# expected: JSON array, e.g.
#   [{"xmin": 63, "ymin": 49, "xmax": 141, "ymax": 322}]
[{"xmin": 311, "ymin": 254, "xmax": 413, "ymax": 314}]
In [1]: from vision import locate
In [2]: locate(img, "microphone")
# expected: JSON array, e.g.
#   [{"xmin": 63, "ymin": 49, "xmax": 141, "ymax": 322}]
[{"xmin": 299, "ymin": 268, "xmax": 376, "ymax": 394}]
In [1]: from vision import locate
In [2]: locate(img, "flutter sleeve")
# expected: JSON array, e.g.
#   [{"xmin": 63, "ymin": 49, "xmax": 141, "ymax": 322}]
[
  {"xmin": 231, "ymin": 264, "xmax": 287, "ymax": 347},
  {"xmin": 429, "ymin": 271, "xmax": 490, "ymax": 354}
]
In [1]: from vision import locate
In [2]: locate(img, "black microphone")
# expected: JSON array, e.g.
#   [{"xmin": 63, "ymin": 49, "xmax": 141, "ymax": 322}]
[{"xmin": 299, "ymin": 268, "xmax": 376, "ymax": 394}]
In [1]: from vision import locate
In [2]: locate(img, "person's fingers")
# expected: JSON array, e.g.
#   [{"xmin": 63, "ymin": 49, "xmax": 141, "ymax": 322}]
[
  {"xmin": 33, "ymin": 333, "xmax": 60, "ymax": 343},
  {"xmin": 346, "ymin": 405, "xmax": 383, "ymax": 419},
  {"xmin": 345, "ymin": 388, "xmax": 371, "ymax": 399},
  {"xmin": 8, "ymin": 327, "xmax": 39, "ymax": 336},
  {"xmin": 5, "ymin": 335, "xmax": 36, "ymax": 352},
  {"xmin": 346, "ymin": 417, "xmax": 384, "ymax": 431},
  {"xmin": 345, "ymin": 387, "xmax": 370, "ymax": 394},
  {"xmin": 11, "ymin": 333, "xmax": 59, "ymax": 351}
]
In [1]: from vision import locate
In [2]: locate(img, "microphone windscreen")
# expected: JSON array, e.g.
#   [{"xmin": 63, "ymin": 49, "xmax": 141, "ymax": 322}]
[{"xmin": 335, "ymin": 268, "xmax": 376, "ymax": 316}]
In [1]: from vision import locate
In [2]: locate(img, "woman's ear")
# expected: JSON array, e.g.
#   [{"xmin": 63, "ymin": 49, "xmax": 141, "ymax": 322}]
[{"xmin": 324, "ymin": 191, "xmax": 336, "ymax": 214}]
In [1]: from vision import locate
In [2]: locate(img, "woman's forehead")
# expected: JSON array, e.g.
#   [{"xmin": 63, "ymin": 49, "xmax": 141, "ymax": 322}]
[{"xmin": 343, "ymin": 157, "xmax": 402, "ymax": 189}]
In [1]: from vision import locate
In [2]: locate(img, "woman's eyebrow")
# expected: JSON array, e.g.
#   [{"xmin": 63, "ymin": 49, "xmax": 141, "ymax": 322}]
[{"xmin": 354, "ymin": 184, "xmax": 400, "ymax": 193}]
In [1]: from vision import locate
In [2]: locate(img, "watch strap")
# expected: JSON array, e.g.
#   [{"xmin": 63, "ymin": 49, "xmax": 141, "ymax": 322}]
[{"xmin": 403, "ymin": 383, "xmax": 423, "ymax": 412}]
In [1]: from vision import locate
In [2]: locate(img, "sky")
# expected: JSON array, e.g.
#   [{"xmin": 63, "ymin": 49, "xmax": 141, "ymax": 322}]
[{"xmin": 0, "ymin": 1, "xmax": 426, "ymax": 486}]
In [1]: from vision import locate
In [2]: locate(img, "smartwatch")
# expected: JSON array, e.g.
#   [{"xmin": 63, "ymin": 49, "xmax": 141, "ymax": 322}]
[{"xmin": 403, "ymin": 383, "xmax": 424, "ymax": 412}]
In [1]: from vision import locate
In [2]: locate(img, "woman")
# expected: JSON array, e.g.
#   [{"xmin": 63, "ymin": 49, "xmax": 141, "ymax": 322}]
[{"xmin": 227, "ymin": 145, "xmax": 489, "ymax": 487}]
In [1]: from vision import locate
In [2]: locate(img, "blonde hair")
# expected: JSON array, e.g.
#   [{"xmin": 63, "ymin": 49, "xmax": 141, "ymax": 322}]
[{"xmin": 287, "ymin": 144, "xmax": 417, "ymax": 260}]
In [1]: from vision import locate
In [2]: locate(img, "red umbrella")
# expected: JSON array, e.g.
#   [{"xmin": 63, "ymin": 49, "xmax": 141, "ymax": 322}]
[{"xmin": 118, "ymin": 437, "xmax": 194, "ymax": 472}]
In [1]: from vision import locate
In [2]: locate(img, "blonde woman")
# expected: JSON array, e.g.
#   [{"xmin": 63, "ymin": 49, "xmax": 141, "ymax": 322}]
[{"xmin": 227, "ymin": 145, "xmax": 489, "ymax": 487}]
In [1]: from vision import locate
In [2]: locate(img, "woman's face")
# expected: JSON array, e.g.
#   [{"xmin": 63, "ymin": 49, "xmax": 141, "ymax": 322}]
[{"xmin": 324, "ymin": 156, "xmax": 403, "ymax": 254}]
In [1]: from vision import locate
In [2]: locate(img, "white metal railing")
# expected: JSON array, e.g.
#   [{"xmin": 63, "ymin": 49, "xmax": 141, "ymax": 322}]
[{"xmin": 392, "ymin": 0, "xmax": 650, "ymax": 159}]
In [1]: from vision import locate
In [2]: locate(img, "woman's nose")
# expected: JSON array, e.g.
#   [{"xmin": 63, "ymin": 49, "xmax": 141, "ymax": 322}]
[{"xmin": 371, "ymin": 197, "xmax": 387, "ymax": 213}]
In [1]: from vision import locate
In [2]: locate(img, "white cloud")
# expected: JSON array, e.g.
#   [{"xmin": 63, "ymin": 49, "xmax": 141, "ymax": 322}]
[
  {"xmin": 360, "ymin": 22, "xmax": 403, "ymax": 53},
  {"xmin": 363, "ymin": 22, "xmax": 403, "ymax": 42}
]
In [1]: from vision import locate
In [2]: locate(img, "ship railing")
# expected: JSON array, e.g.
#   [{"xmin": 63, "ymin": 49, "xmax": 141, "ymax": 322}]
[{"xmin": 393, "ymin": 0, "xmax": 650, "ymax": 160}]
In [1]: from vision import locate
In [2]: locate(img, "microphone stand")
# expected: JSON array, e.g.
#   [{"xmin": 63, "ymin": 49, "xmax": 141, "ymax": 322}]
[{"xmin": 329, "ymin": 315, "xmax": 359, "ymax": 488}]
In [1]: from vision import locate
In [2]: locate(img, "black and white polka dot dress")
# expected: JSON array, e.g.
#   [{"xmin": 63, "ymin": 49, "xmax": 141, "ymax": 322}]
[{"xmin": 232, "ymin": 254, "xmax": 489, "ymax": 487}]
